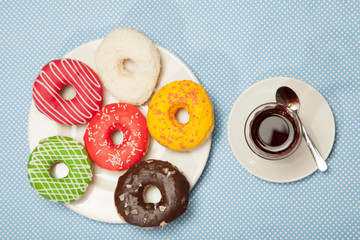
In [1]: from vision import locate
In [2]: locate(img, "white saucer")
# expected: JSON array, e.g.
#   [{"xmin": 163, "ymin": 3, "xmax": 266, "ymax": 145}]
[
  {"xmin": 28, "ymin": 39, "xmax": 211, "ymax": 223},
  {"xmin": 228, "ymin": 77, "xmax": 335, "ymax": 183}
]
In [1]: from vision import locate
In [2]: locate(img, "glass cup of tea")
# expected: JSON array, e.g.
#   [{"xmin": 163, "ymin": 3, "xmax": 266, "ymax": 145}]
[{"xmin": 244, "ymin": 103, "xmax": 302, "ymax": 160}]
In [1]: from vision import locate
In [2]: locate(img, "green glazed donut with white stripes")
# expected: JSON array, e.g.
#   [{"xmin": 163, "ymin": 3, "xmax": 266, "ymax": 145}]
[{"xmin": 28, "ymin": 136, "xmax": 93, "ymax": 203}]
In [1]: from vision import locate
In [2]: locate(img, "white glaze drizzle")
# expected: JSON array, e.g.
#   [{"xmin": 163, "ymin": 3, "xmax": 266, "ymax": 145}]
[{"xmin": 33, "ymin": 59, "xmax": 102, "ymax": 125}]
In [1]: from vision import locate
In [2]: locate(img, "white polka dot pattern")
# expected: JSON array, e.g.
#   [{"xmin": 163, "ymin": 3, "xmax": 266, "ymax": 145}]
[{"xmin": 1, "ymin": 1, "xmax": 359, "ymax": 239}]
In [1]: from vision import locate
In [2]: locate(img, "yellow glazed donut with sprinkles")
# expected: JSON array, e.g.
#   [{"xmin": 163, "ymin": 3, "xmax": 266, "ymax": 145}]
[{"xmin": 147, "ymin": 80, "xmax": 214, "ymax": 151}]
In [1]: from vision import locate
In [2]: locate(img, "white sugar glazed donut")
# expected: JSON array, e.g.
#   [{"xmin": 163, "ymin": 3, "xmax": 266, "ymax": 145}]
[{"xmin": 95, "ymin": 28, "xmax": 161, "ymax": 105}]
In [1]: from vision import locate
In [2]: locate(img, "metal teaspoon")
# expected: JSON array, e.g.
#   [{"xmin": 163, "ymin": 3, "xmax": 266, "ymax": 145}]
[{"xmin": 276, "ymin": 86, "xmax": 328, "ymax": 172}]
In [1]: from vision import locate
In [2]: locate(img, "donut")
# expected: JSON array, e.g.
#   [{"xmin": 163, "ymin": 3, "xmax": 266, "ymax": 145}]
[
  {"xmin": 95, "ymin": 28, "xmax": 160, "ymax": 105},
  {"xmin": 114, "ymin": 160, "xmax": 190, "ymax": 228},
  {"xmin": 147, "ymin": 80, "xmax": 214, "ymax": 151},
  {"xmin": 32, "ymin": 59, "xmax": 103, "ymax": 125},
  {"xmin": 27, "ymin": 136, "xmax": 92, "ymax": 203},
  {"xmin": 84, "ymin": 103, "xmax": 149, "ymax": 171}
]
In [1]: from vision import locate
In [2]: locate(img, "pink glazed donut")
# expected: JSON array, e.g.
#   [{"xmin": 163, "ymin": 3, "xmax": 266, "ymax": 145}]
[
  {"xmin": 84, "ymin": 103, "xmax": 149, "ymax": 171},
  {"xmin": 32, "ymin": 59, "xmax": 103, "ymax": 125}
]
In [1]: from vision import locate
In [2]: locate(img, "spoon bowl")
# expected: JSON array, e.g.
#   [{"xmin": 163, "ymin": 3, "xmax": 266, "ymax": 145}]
[{"xmin": 276, "ymin": 87, "xmax": 300, "ymax": 112}]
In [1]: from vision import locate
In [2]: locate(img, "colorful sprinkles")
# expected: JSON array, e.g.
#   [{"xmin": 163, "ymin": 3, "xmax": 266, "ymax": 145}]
[{"xmin": 147, "ymin": 80, "xmax": 214, "ymax": 151}]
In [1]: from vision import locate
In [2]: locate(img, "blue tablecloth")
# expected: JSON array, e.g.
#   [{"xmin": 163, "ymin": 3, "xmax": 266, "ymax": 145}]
[{"xmin": 1, "ymin": 1, "xmax": 359, "ymax": 239}]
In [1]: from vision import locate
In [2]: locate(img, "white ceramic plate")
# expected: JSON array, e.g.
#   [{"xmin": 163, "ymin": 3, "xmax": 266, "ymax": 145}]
[
  {"xmin": 28, "ymin": 39, "xmax": 211, "ymax": 223},
  {"xmin": 228, "ymin": 77, "xmax": 335, "ymax": 183}
]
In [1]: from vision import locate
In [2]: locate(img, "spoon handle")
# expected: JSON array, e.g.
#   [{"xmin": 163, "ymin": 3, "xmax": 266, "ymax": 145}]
[{"xmin": 301, "ymin": 125, "xmax": 328, "ymax": 172}]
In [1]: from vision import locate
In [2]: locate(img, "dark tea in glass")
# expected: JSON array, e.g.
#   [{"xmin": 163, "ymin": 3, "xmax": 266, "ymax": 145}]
[{"xmin": 245, "ymin": 103, "xmax": 302, "ymax": 160}]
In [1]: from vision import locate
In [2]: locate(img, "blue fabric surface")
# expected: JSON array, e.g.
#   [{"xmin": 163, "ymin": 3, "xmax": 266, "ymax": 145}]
[{"xmin": 1, "ymin": 1, "xmax": 359, "ymax": 239}]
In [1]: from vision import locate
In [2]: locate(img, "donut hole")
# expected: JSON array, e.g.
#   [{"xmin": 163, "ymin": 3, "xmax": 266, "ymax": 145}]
[
  {"xmin": 50, "ymin": 161, "xmax": 69, "ymax": 179},
  {"xmin": 118, "ymin": 58, "xmax": 136, "ymax": 74},
  {"xmin": 59, "ymin": 85, "xmax": 76, "ymax": 100},
  {"xmin": 111, "ymin": 130, "xmax": 124, "ymax": 145},
  {"xmin": 143, "ymin": 185, "xmax": 162, "ymax": 204},
  {"xmin": 175, "ymin": 108, "xmax": 190, "ymax": 124}
]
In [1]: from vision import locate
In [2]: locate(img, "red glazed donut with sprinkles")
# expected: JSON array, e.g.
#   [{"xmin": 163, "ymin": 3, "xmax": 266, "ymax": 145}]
[
  {"xmin": 32, "ymin": 59, "xmax": 103, "ymax": 125},
  {"xmin": 84, "ymin": 103, "xmax": 149, "ymax": 171}
]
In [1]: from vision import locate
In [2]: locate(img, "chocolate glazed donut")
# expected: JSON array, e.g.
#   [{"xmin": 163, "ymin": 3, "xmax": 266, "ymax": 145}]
[{"xmin": 114, "ymin": 160, "xmax": 190, "ymax": 228}]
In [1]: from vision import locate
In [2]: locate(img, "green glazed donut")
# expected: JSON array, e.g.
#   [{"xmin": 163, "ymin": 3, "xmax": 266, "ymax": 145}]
[{"xmin": 28, "ymin": 136, "xmax": 93, "ymax": 203}]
